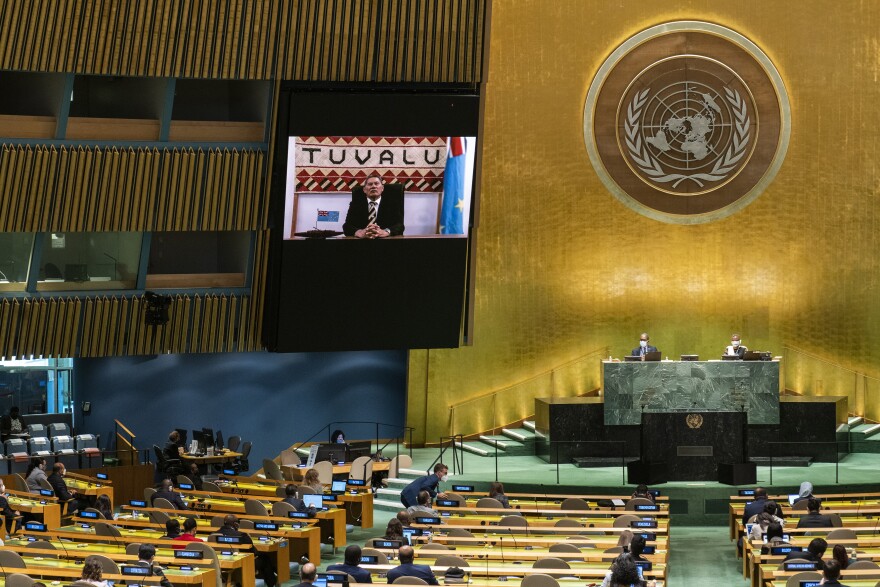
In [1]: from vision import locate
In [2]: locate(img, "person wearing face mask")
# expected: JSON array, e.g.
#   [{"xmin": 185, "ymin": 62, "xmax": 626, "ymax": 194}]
[
  {"xmin": 631, "ymin": 333, "xmax": 659, "ymax": 358},
  {"xmin": 400, "ymin": 463, "xmax": 448, "ymax": 508},
  {"xmin": 725, "ymin": 334, "xmax": 748, "ymax": 358},
  {"xmin": 330, "ymin": 429, "xmax": 346, "ymax": 444}
]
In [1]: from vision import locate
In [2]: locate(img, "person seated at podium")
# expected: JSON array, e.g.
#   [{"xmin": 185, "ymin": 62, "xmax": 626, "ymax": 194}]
[
  {"xmin": 797, "ymin": 497, "xmax": 834, "ymax": 528},
  {"xmin": 724, "ymin": 334, "xmax": 748, "ymax": 357},
  {"xmin": 330, "ymin": 429, "xmax": 346, "ymax": 444},
  {"xmin": 342, "ymin": 175, "xmax": 405, "ymax": 239},
  {"xmin": 165, "ymin": 430, "xmax": 185, "ymax": 460},
  {"xmin": 631, "ymin": 333, "xmax": 659, "ymax": 358}
]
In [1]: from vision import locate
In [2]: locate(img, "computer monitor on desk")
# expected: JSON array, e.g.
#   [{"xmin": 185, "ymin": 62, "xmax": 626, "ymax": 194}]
[
  {"xmin": 315, "ymin": 442, "xmax": 346, "ymax": 463},
  {"xmin": 347, "ymin": 440, "xmax": 372, "ymax": 461},
  {"xmin": 215, "ymin": 430, "xmax": 224, "ymax": 451},
  {"xmin": 202, "ymin": 427, "xmax": 215, "ymax": 449}
]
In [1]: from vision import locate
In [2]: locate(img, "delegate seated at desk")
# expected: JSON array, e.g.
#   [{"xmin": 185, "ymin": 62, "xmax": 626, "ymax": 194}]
[
  {"xmin": 342, "ymin": 176, "xmax": 405, "ymax": 239},
  {"xmin": 724, "ymin": 333, "xmax": 748, "ymax": 358},
  {"xmin": 0, "ymin": 406, "xmax": 25, "ymax": 441},
  {"xmin": 631, "ymin": 333, "xmax": 659, "ymax": 357}
]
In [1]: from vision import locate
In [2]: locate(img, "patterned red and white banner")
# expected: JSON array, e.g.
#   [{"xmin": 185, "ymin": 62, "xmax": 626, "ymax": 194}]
[{"xmin": 294, "ymin": 136, "xmax": 448, "ymax": 193}]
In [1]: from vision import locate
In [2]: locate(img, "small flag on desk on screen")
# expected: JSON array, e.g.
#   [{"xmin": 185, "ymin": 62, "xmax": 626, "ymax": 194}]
[
  {"xmin": 317, "ymin": 210, "xmax": 339, "ymax": 222},
  {"xmin": 440, "ymin": 137, "xmax": 466, "ymax": 234}
]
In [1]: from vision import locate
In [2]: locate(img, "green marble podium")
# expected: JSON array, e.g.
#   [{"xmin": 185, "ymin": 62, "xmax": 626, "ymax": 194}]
[{"xmin": 602, "ymin": 360, "xmax": 780, "ymax": 425}]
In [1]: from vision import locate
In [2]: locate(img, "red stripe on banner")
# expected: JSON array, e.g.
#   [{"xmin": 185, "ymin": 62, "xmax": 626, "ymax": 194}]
[{"xmin": 450, "ymin": 137, "xmax": 464, "ymax": 157}]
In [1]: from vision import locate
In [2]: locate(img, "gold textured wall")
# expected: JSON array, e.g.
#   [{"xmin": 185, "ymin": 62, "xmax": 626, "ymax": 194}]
[{"xmin": 408, "ymin": 0, "xmax": 880, "ymax": 444}]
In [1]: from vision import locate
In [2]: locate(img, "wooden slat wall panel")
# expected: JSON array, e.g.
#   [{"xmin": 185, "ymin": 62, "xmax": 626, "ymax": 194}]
[
  {"xmin": 0, "ymin": 144, "xmax": 267, "ymax": 232},
  {"xmin": 0, "ymin": 293, "xmax": 252, "ymax": 357},
  {"xmin": 0, "ymin": 0, "xmax": 488, "ymax": 82}
]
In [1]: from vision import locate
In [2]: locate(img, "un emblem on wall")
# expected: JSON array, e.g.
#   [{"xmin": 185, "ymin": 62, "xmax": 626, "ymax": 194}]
[
  {"xmin": 584, "ymin": 22, "xmax": 790, "ymax": 223},
  {"xmin": 686, "ymin": 414, "xmax": 704, "ymax": 429}
]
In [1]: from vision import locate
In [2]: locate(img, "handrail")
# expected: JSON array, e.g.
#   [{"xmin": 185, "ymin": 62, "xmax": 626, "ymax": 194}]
[
  {"xmin": 447, "ymin": 345, "xmax": 612, "ymax": 410},
  {"xmin": 114, "ymin": 419, "xmax": 136, "ymax": 438},
  {"xmin": 784, "ymin": 344, "xmax": 880, "ymax": 382},
  {"xmin": 292, "ymin": 420, "xmax": 414, "ymax": 458}
]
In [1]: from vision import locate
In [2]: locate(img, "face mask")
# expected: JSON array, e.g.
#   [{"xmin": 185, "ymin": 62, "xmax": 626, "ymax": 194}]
[
  {"xmin": 440, "ymin": 474, "xmax": 448, "ymax": 482},
  {"xmin": 337, "ymin": 437, "xmax": 345, "ymax": 444},
  {"xmin": 639, "ymin": 340, "xmax": 648, "ymax": 348},
  {"xmin": 732, "ymin": 341, "xmax": 740, "ymax": 347}
]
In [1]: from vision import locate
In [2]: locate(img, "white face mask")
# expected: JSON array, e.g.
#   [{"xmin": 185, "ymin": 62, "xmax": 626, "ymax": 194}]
[
  {"xmin": 336, "ymin": 437, "xmax": 345, "ymax": 444},
  {"xmin": 732, "ymin": 341, "xmax": 740, "ymax": 347},
  {"xmin": 440, "ymin": 474, "xmax": 448, "ymax": 482},
  {"xmin": 639, "ymin": 340, "xmax": 648, "ymax": 348}
]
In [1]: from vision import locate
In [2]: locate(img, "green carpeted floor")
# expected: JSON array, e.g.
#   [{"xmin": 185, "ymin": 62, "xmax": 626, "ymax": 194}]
[{"xmin": 279, "ymin": 448, "xmax": 880, "ymax": 585}]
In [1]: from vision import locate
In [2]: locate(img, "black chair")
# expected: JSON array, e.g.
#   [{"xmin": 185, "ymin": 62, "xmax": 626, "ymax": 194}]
[
  {"xmin": 234, "ymin": 441, "xmax": 251, "ymax": 472},
  {"xmin": 153, "ymin": 444, "xmax": 183, "ymax": 479}
]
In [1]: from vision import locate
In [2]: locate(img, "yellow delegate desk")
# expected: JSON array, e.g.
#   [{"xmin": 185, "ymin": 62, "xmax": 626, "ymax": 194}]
[
  {"xmin": 180, "ymin": 450, "xmax": 243, "ymax": 466},
  {"xmin": 35, "ymin": 522, "xmax": 290, "ymax": 585},
  {"xmin": 435, "ymin": 504, "xmax": 670, "ymax": 518},
  {"xmin": 212, "ymin": 479, "xmax": 375, "ymax": 528},
  {"xmin": 167, "ymin": 490, "xmax": 348, "ymax": 547},
  {"xmin": 729, "ymin": 496, "xmax": 880, "ymax": 539},
  {"xmin": 384, "ymin": 543, "xmax": 669, "ymax": 565},
  {"xmin": 281, "ymin": 460, "xmax": 390, "ymax": 482},
  {"xmin": 411, "ymin": 520, "xmax": 670, "ymax": 538},
  {"xmin": 360, "ymin": 561, "xmax": 667, "ymax": 582},
  {"xmin": 731, "ymin": 507, "xmax": 880, "ymax": 546},
  {"xmin": 743, "ymin": 537, "xmax": 880, "ymax": 585},
  {"xmin": 408, "ymin": 533, "xmax": 670, "ymax": 551},
  {"xmin": 432, "ymin": 514, "xmax": 669, "ymax": 532},
  {"xmin": 448, "ymin": 496, "xmax": 670, "ymax": 511},
  {"xmin": 107, "ymin": 511, "xmax": 322, "ymax": 565},
  {"xmin": 0, "ymin": 549, "xmax": 215, "ymax": 587},
  {"xmin": 3, "ymin": 539, "xmax": 254, "ymax": 587},
  {"xmin": 758, "ymin": 563, "xmax": 880, "ymax": 587},
  {"xmin": 64, "ymin": 472, "xmax": 114, "ymax": 501},
  {"xmin": 6, "ymin": 489, "xmax": 62, "ymax": 529}
]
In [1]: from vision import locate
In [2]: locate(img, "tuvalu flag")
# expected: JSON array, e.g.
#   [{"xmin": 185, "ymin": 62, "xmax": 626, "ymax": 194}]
[
  {"xmin": 317, "ymin": 210, "xmax": 339, "ymax": 222},
  {"xmin": 439, "ymin": 137, "xmax": 465, "ymax": 234}
]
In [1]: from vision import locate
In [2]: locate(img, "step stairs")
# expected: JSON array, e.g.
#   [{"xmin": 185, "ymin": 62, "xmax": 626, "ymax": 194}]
[
  {"xmin": 750, "ymin": 456, "xmax": 813, "ymax": 467},
  {"xmin": 375, "ymin": 469, "xmax": 423, "ymax": 512},
  {"xmin": 849, "ymin": 422, "xmax": 880, "ymax": 453},
  {"xmin": 573, "ymin": 456, "xmax": 639, "ymax": 468}
]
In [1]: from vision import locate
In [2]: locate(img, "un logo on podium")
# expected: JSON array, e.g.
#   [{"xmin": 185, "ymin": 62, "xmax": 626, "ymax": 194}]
[
  {"xmin": 686, "ymin": 414, "xmax": 704, "ymax": 429},
  {"xmin": 584, "ymin": 22, "xmax": 790, "ymax": 224}
]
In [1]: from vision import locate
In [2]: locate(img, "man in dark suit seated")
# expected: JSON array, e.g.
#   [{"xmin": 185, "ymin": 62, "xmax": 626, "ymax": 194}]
[
  {"xmin": 221, "ymin": 515, "xmax": 276, "ymax": 587},
  {"xmin": 282, "ymin": 484, "xmax": 316, "ymax": 516},
  {"xmin": 327, "ymin": 545, "xmax": 372, "ymax": 583},
  {"xmin": 47, "ymin": 463, "xmax": 85, "ymax": 514},
  {"xmin": 152, "ymin": 479, "xmax": 188, "ymax": 510},
  {"xmin": 293, "ymin": 562, "xmax": 317, "ymax": 587},
  {"xmin": 133, "ymin": 543, "xmax": 174, "ymax": 587},
  {"xmin": 742, "ymin": 487, "xmax": 783, "ymax": 525},
  {"xmin": 342, "ymin": 175, "xmax": 405, "ymax": 239},
  {"xmin": 796, "ymin": 498, "xmax": 834, "ymax": 528},
  {"xmin": 724, "ymin": 334, "xmax": 748, "ymax": 358},
  {"xmin": 784, "ymin": 537, "xmax": 827, "ymax": 562},
  {"xmin": 0, "ymin": 479, "xmax": 21, "ymax": 535},
  {"xmin": 631, "ymin": 333, "xmax": 659, "ymax": 358},
  {"xmin": 386, "ymin": 545, "xmax": 439, "ymax": 585}
]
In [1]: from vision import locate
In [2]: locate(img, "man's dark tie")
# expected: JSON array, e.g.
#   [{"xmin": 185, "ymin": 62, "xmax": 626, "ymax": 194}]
[{"xmin": 368, "ymin": 201, "xmax": 377, "ymax": 226}]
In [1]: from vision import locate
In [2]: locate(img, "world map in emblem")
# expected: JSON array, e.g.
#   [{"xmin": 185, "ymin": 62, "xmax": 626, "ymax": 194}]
[{"xmin": 583, "ymin": 22, "xmax": 791, "ymax": 224}]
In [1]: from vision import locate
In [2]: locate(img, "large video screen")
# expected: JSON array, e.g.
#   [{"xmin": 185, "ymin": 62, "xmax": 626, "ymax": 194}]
[
  {"xmin": 263, "ymin": 89, "xmax": 481, "ymax": 352},
  {"xmin": 283, "ymin": 136, "xmax": 476, "ymax": 239}
]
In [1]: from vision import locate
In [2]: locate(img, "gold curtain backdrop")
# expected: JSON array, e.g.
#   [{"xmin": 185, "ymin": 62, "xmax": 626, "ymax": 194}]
[{"xmin": 408, "ymin": 0, "xmax": 880, "ymax": 444}]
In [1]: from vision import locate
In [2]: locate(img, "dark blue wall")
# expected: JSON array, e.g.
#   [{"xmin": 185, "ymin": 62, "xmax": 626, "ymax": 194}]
[{"xmin": 73, "ymin": 350, "xmax": 408, "ymax": 469}]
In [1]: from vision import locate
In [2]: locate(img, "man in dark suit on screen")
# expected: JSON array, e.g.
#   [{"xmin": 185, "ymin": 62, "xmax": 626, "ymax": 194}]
[{"xmin": 342, "ymin": 175, "xmax": 405, "ymax": 238}]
